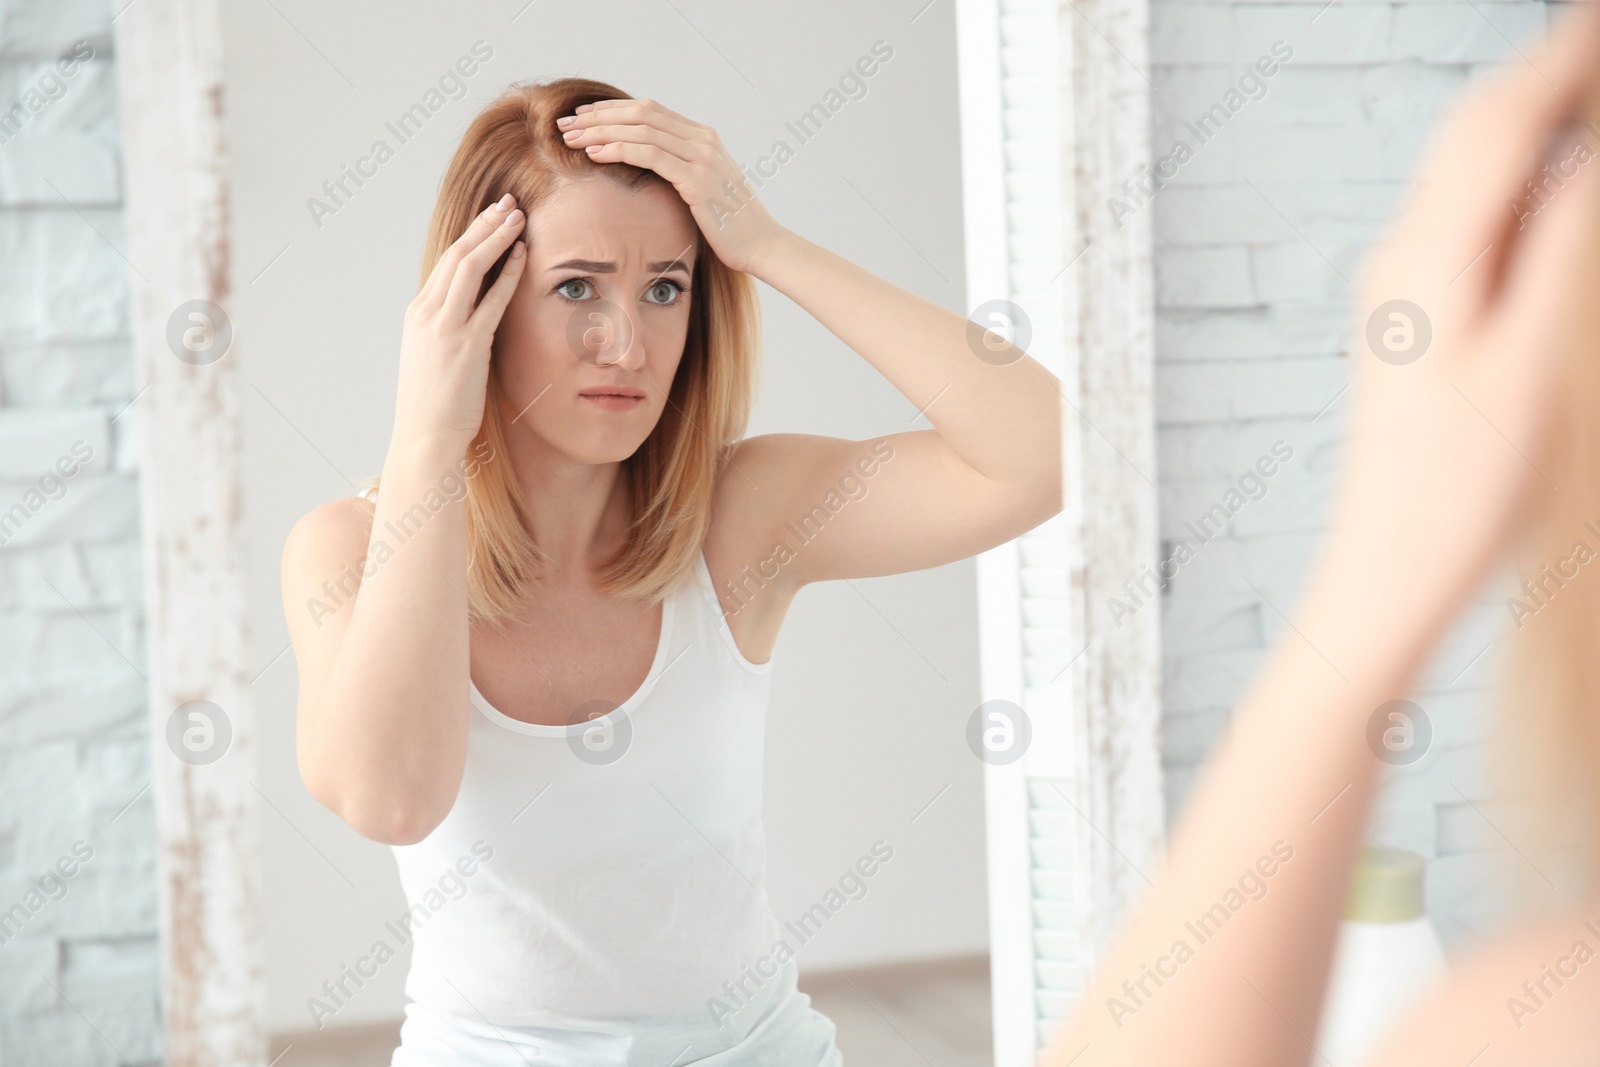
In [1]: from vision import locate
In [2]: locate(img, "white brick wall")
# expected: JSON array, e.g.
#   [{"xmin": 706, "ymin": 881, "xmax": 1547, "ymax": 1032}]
[
  {"xmin": 1151, "ymin": 0, "xmax": 1550, "ymax": 947},
  {"xmin": 0, "ymin": 1, "xmax": 160, "ymax": 1062}
]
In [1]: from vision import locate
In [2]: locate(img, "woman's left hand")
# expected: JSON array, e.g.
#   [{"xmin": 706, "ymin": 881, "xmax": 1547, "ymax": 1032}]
[{"xmin": 557, "ymin": 99, "xmax": 787, "ymax": 275}]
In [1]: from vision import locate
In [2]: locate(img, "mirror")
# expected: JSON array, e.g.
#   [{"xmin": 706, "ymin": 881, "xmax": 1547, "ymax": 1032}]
[{"xmin": 226, "ymin": 3, "xmax": 996, "ymax": 1063}]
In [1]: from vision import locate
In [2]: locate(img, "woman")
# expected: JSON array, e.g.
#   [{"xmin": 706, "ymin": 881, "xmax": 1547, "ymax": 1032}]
[
  {"xmin": 279, "ymin": 76, "xmax": 1061, "ymax": 1064},
  {"xmin": 1041, "ymin": 3, "xmax": 1600, "ymax": 1065}
]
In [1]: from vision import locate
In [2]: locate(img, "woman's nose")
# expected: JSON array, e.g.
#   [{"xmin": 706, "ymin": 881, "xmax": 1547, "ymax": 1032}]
[{"xmin": 570, "ymin": 299, "xmax": 643, "ymax": 368}]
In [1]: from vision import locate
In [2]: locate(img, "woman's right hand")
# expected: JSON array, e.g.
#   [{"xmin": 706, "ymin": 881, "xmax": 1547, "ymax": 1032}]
[
  {"xmin": 392, "ymin": 193, "xmax": 529, "ymax": 453},
  {"xmin": 287, "ymin": 195, "xmax": 528, "ymax": 845},
  {"xmin": 1306, "ymin": 1, "xmax": 1600, "ymax": 659}
]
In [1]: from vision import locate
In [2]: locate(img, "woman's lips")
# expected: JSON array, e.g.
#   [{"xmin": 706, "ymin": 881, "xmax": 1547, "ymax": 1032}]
[{"xmin": 580, "ymin": 393, "xmax": 644, "ymax": 411}]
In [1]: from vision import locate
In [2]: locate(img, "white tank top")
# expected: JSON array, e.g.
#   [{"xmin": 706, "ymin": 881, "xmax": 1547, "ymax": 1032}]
[{"xmin": 388, "ymin": 543, "xmax": 786, "ymax": 1030}]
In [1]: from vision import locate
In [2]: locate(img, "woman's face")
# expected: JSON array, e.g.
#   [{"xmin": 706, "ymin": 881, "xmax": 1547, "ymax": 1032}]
[{"xmin": 492, "ymin": 177, "xmax": 700, "ymax": 466}]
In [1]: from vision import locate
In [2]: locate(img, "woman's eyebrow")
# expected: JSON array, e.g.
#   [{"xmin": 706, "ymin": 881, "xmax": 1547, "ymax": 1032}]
[
  {"xmin": 546, "ymin": 258, "xmax": 693, "ymax": 274},
  {"xmin": 550, "ymin": 258, "xmax": 615, "ymax": 273}
]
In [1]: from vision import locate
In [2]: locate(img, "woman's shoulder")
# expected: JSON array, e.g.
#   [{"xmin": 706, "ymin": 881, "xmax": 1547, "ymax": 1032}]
[{"xmin": 281, "ymin": 490, "xmax": 378, "ymax": 575}]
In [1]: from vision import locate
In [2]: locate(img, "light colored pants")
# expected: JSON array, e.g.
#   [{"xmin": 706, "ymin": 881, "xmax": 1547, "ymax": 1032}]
[{"xmin": 389, "ymin": 961, "xmax": 845, "ymax": 1066}]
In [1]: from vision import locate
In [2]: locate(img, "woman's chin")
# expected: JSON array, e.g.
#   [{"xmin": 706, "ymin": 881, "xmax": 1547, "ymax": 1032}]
[{"xmin": 564, "ymin": 435, "xmax": 654, "ymax": 467}]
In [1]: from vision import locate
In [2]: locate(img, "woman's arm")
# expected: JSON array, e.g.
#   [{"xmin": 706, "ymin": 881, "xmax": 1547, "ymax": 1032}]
[
  {"xmin": 746, "ymin": 227, "xmax": 1062, "ymax": 500},
  {"xmin": 281, "ymin": 196, "xmax": 528, "ymax": 845},
  {"xmin": 1040, "ymin": 4, "xmax": 1600, "ymax": 1065},
  {"xmin": 561, "ymin": 103, "xmax": 1061, "ymax": 585},
  {"xmin": 1035, "ymin": 549, "xmax": 1430, "ymax": 1067},
  {"xmin": 739, "ymin": 231, "xmax": 1064, "ymax": 584},
  {"xmin": 281, "ymin": 437, "xmax": 472, "ymax": 846}
]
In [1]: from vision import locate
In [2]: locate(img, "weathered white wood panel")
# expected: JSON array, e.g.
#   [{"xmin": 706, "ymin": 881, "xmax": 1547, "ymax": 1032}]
[
  {"xmin": 112, "ymin": 1, "xmax": 267, "ymax": 1063},
  {"xmin": 1056, "ymin": 0, "xmax": 1165, "ymax": 972}
]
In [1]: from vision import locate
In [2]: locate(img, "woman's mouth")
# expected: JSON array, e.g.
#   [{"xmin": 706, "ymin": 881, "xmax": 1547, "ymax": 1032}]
[{"xmin": 579, "ymin": 389, "xmax": 646, "ymax": 411}]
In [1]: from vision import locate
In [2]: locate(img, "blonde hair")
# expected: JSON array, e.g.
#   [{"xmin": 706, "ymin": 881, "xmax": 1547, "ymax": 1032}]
[{"xmin": 368, "ymin": 77, "xmax": 761, "ymax": 619}]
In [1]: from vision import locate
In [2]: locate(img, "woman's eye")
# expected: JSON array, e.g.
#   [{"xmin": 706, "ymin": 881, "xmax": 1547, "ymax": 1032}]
[
  {"xmin": 645, "ymin": 280, "xmax": 682, "ymax": 305},
  {"xmin": 556, "ymin": 278, "xmax": 593, "ymax": 301}
]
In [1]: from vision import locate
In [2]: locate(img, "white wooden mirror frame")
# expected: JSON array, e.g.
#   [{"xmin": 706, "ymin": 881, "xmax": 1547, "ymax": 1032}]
[{"xmin": 957, "ymin": 0, "xmax": 1165, "ymax": 1061}]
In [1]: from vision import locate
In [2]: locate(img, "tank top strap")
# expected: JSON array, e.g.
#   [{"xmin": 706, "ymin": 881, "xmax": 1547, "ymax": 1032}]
[{"xmin": 688, "ymin": 546, "xmax": 775, "ymax": 675}]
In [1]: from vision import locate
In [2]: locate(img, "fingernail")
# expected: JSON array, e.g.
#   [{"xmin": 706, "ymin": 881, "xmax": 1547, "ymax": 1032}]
[
  {"xmin": 585, "ymin": 144, "xmax": 601, "ymax": 153},
  {"xmin": 556, "ymin": 115, "xmax": 574, "ymax": 127},
  {"xmin": 494, "ymin": 193, "xmax": 512, "ymax": 211},
  {"xmin": 575, "ymin": 103, "xmax": 592, "ymax": 113},
  {"xmin": 562, "ymin": 129, "xmax": 580, "ymax": 140}
]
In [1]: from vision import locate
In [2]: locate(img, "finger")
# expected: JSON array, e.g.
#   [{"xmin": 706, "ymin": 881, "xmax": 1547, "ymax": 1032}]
[
  {"xmin": 562, "ymin": 107, "xmax": 705, "ymax": 144},
  {"xmin": 420, "ymin": 194, "xmax": 519, "ymax": 309},
  {"xmin": 575, "ymin": 98, "xmax": 633, "ymax": 114},
  {"xmin": 565, "ymin": 99, "xmax": 705, "ymax": 142},
  {"xmin": 420, "ymin": 195, "xmax": 516, "ymax": 306},
  {"xmin": 566, "ymin": 97, "xmax": 710, "ymax": 149},
  {"xmin": 582, "ymin": 140, "xmax": 695, "ymax": 185},
  {"xmin": 1393, "ymin": 0, "xmax": 1600, "ymax": 285},
  {"xmin": 467, "ymin": 239, "xmax": 529, "ymax": 335},
  {"xmin": 1454, "ymin": 156, "xmax": 1600, "ymax": 518},
  {"xmin": 562, "ymin": 122, "xmax": 703, "ymax": 160},
  {"xmin": 440, "ymin": 207, "xmax": 526, "ymax": 323},
  {"xmin": 1490, "ymin": 122, "xmax": 1600, "ymax": 367}
]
